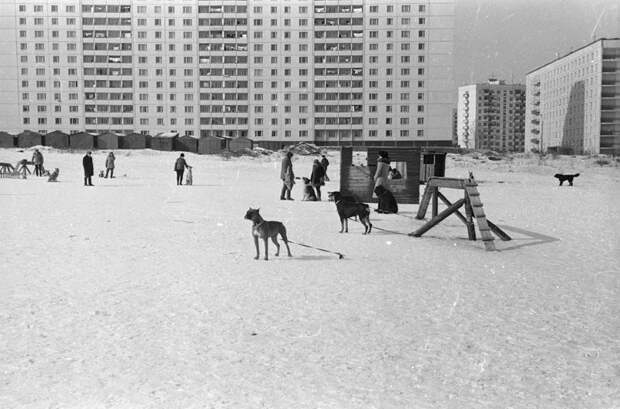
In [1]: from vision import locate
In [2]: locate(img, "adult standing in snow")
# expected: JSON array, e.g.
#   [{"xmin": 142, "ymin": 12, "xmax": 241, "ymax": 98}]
[
  {"xmin": 174, "ymin": 153, "xmax": 190, "ymax": 185},
  {"xmin": 105, "ymin": 151, "xmax": 116, "ymax": 178},
  {"xmin": 320, "ymin": 154, "xmax": 330, "ymax": 182},
  {"xmin": 310, "ymin": 159, "xmax": 326, "ymax": 201},
  {"xmin": 32, "ymin": 149, "xmax": 44, "ymax": 176},
  {"xmin": 373, "ymin": 150, "xmax": 390, "ymax": 196},
  {"xmin": 280, "ymin": 151, "xmax": 295, "ymax": 200},
  {"xmin": 82, "ymin": 151, "xmax": 94, "ymax": 186}
]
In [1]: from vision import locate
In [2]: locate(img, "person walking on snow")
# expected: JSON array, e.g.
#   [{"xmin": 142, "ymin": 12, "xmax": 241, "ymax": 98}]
[
  {"xmin": 105, "ymin": 151, "xmax": 116, "ymax": 178},
  {"xmin": 174, "ymin": 153, "xmax": 190, "ymax": 185},
  {"xmin": 82, "ymin": 151, "xmax": 94, "ymax": 186},
  {"xmin": 280, "ymin": 151, "xmax": 295, "ymax": 200},
  {"xmin": 32, "ymin": 149, "xmax": 44, "ymax": 176}
]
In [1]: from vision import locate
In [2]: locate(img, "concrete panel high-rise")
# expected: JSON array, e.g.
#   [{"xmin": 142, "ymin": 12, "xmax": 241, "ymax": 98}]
[
  {"xmin": 456, "ymin": 79, "xmax": 525, "ymax": 152},
  {"xmin": 525, "ymin": 38, "xmax": 620, "ymax": 155},
  {"xmin": 0, "ymin": 0, "xmax": 455, "ymax": 148}
]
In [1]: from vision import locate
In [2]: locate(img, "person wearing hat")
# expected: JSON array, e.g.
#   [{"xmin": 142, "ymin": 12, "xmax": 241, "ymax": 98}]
[
  {"xmin": 82, "ymin": 151, "xmax": 94, "ymax": 186},
  {"xmin": 373, "ymin": 150, "xmax": 390, "ymax": 196},
  {"xmin": 174, "ymin": 153, "xmax": 190, "ymax": 185}
]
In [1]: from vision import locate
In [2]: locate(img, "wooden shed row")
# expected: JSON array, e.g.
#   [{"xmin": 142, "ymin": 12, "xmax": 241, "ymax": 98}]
[{"xmin": 0, "ymin": 130, "xmax": 254, "ymax": 154}]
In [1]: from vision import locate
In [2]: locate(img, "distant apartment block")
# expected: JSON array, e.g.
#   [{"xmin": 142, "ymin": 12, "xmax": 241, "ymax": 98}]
[
  {"xmin": 526, "ymin": 38, "xmax": 620, "ymax": 155},
  {"xmin": 0, "ymin": 0, "xmax": 455, "ymax": 148},
  {"xmin": 456, "ymin": 79, "xmax": 525, "ymax": 152}
]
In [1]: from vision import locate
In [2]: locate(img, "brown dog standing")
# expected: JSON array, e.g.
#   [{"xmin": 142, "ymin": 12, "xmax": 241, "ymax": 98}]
[{"xmin": 244, "ymin": 208, "xmax": 292, "ymax": 260}]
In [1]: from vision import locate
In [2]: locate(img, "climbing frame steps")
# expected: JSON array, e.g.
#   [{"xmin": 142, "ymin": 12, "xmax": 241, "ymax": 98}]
[{"xmin": 410, "ymin": 174, "xmax": 511, "ymax": 251}]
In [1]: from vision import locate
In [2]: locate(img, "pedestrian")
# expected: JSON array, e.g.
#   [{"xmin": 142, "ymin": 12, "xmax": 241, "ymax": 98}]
[
  {"xmin": 174, "ymin": 153, "xmax": 190, "ymax": 185},
  {"xmin": 280, "ymin": 151, "xmax": 295, "ymax": 200},
  {"xmin": 82, "ymin": 151, "xmax": 94, "ymax": 186},
  {"xmin": 320, "ymin": 154, "xmax": 330, "ymax": 182},
  {"xmin": 105, "ymin": 151, "xmax": 116, "ymax": 178},
  {"xmin": 310, "ymin": 159, "xmax": 326, "ymax": 201},
  {"xmin": 32, "ymin": 149, "xmax": 44, "ymax": 176},
  {"xmin": 373, "ymin": 150, "xmax": 390, "ymax": 197}
]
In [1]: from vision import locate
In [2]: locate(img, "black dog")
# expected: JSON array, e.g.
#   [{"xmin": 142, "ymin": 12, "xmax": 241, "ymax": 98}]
[
  {"xmin": 554, "ymin": 173, "xmax": 580, "ymax": 186},
  {"xmin": 327, "ymin": 191, "xmax": 372, "ymax": 234},
  {"xmin": 374, "ymin": 185, "xmax": 398, "ymax": 214}
]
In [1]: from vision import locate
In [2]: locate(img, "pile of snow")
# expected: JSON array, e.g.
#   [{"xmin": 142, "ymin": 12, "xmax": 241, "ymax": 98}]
[
  {"xmin": 1, "ymin": 147, "xmax": 618, "ymax": 408},
  {"xmin": 285, "ymin": 142, "xmax": 324, "ymax": 155}
]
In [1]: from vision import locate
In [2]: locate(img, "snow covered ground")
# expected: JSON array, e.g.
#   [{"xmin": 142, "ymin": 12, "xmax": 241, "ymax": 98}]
[{"xmin": 1, "ymin": 147, "xmax": 618, "ymax": 409}]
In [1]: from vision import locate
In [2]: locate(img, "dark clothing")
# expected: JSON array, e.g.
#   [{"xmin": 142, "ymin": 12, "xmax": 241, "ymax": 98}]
[
  {"xmin": 280, "ymin": 154, "xmax": 294, "ymax": 199},
  {"xmin": 105, "ymin": 168, "xmax": 114, "ymax": 178},
  {"xmin": 83, "ymin": 155, "xmax": 94, "ymax": 176},
  {"xmin": 310, "ymin": 162, "xmax": 325, "ymax": 200},
  {"xmin": 174, "ymin": 157, "xmax": 189, "ymax": 171},
  {"xmin": 320, "ymin": 157, "xmax": 330, "ymax": 182},
  {"xmin": 34, "ymin": 164, "xmax": 43, "ymax": 176},
  {"xmin": 174, "ymin": 156, "xmax": 189, "ymax": 185},
  {"xmin": 82, "ymin": 154, "xmax": 94, "ymax": 185}
]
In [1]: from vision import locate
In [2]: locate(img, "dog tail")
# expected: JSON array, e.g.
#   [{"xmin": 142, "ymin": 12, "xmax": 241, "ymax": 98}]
[
  {"xmin": 279, "ymin": 225, "xmax": 289, "ymax": 243},
  {"xmin": 574, "ymin": 173, "xmax": 580, "ymax": 177}
]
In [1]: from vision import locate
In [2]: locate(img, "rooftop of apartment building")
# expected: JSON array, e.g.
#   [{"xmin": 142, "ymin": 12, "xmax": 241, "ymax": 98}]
[{"xmin": 526, "ymin": 37, "xmax": 620, "ymax": 75}]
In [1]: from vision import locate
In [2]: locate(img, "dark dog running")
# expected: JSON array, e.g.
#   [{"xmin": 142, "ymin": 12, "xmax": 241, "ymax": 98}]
[
  {"xmin": 244, "ymin": 208, "xmax": 292, "ymax": 260},
  {"xmin": 327, "ymin": 191, "xmax": 372, "ymax": 234},
  {"xmin": 554, "ymin": 173, "xmax": 579, "ymax": 186}
]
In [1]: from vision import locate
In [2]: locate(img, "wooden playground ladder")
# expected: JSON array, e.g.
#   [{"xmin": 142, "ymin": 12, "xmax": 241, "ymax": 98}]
[{"xmin": 410, "ymin": 173, "xmax": 511, "ymax": 251}]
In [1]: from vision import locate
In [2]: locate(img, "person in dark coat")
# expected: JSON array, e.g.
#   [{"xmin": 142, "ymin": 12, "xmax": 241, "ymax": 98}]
[
  {"xmin": 82, "ymin": 151, "xmax": 94, "ymax": 186},
  {"xmin": 374, "ymin": 185, "xmax": 398, "ymax": 214},
  {"xmin": 310, "ymin": 159, "xmax": 326, "ymax": 200},
  {"xmin": 174, "ymin": 153, "xmax": 190, "ymax": 185},
  {"xmin": 320, "ymin": 154, "xmax": 330, "ymax": 182},
  {"xmin": 280, "ymin": 151, "xmax": 295, "ymax": 200},
  {"xmin": 32, "ymin": 149, "xmax": 44, "ymax": 176}
]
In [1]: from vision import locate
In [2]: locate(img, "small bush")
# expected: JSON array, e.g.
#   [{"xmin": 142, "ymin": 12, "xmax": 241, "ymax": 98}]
[{"xmin": 595, "ymin": 158, "xmax": 610, "ymax": 167}]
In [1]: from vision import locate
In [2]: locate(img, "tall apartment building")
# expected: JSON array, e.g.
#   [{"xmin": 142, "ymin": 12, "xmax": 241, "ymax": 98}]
[
  {"xmin": 526, "ymin": 38, "xmax": 620, "ymax": 155},
  {"xmin": 456, "ymin": 79, "xmax": 525, "ymax": 152},
  {"xmin": 0, "ymin": 0, "xmax": 455, "ymax": 147}
]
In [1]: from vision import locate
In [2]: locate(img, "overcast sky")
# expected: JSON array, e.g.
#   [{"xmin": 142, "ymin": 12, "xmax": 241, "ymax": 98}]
[{"xmin": 454, "ymin": 0, "xmax": 620, "ymax": 86}]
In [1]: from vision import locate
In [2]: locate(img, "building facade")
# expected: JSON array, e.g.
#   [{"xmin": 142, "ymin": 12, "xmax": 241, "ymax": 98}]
[
  {"xmin": 525, "ymin": 38, "xmax": 620, "ymax": 155},
  {"xmin": 0, "ymin": 0, "xmax": 455, "ymax": 148},
  {"xmin": 456, "ymin": 79, "xmax": 525, "ymax": 152}
]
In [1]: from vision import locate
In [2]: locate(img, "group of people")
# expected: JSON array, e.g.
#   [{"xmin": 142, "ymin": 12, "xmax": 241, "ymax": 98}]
[
  {"xmin": 81, "ymin": 151, "xmax": 115, "ymax": 186},
  {"xmin": 280, "ymin": 152, "xmax": 330, "ymax": 201},
  {"xmin": 279, "ymin": 149, "xmax": 397, "ymax": 213}
]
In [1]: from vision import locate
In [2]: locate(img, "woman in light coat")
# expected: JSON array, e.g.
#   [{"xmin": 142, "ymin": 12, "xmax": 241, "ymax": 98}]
[
  {"xmin": 373, "ymin": 150, "xmax": 391, "ymax": 194},
  {"xmin": 105, "ymin": 152, "xmax": 116, "ymax": 178}
]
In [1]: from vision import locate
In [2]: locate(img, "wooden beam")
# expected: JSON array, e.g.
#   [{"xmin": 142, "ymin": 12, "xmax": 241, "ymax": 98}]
[
  {"xmin": 427, "ymin": 177, "xmax": 467, "ymax": 189},
  {"xmin": 464, "ymin": 192, "xmax": 477, "ymax": 241},
  {"xmin": 432, "ymin": 187, "xmax": 438, "ymax": 218},
  {"xmin": 410, "ymin": 198, "xmax": 465, "ymax": 237},
  {"xmin": 416, "ymin": 184, "xmax": 433, "ymax": 219},
  {"xmin": 487, "ymin": 220, "xmax": 512, "ymax": 241},
  {"xmin": 436, "ymin": 191, "xmax": 468, "ymax": 226}
]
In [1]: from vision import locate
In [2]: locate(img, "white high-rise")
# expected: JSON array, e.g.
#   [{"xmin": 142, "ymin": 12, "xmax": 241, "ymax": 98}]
[
  {"xmin": 525, "ymin": 38, "xmax": 620, "ymax": 155},
  {"xmin": 0, "ymin": 0, "xmax": 455, "ymax": 148}
]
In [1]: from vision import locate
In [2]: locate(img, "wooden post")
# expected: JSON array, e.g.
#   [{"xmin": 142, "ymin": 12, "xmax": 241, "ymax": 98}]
[
  {"xmin": 431, "ymin": 186, "xmax": 438, "ymax": 218},
  {"xmin": 464, "ymin": 191, "xmax": 477, "ymax": 241}
]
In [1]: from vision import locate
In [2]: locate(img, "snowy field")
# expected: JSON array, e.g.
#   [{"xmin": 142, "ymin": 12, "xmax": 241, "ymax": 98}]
[{"xmin": 1, "ymin": 147, "xmax": 619, "ymax": 409}]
